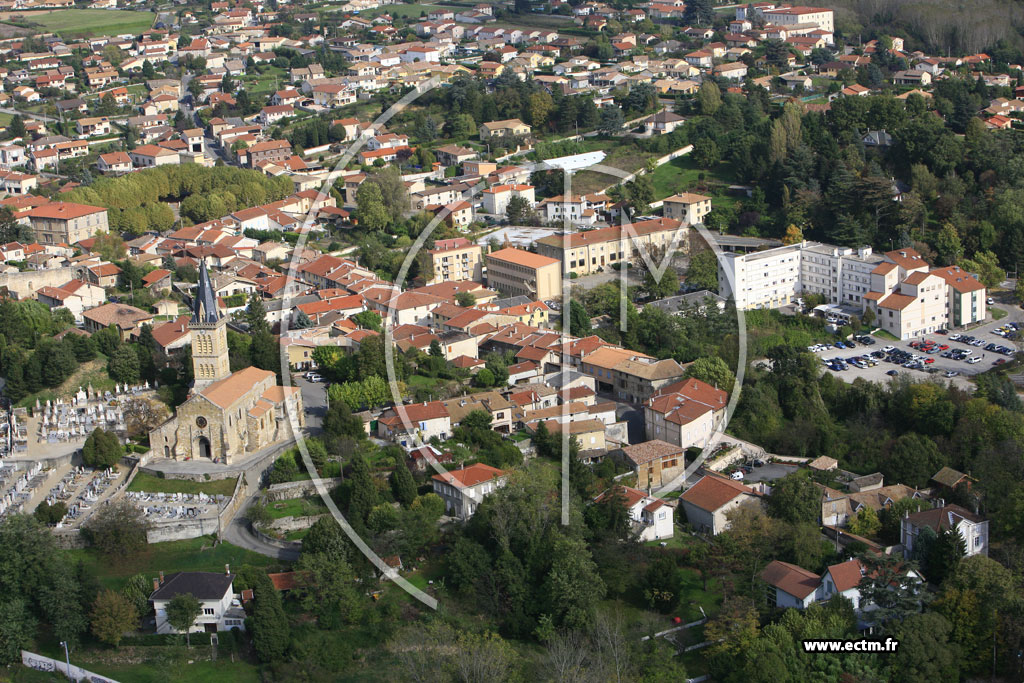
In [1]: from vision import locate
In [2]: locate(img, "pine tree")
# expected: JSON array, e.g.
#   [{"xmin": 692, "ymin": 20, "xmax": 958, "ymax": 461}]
[{"xmin": 390, "ymin": 459, "xmax": 417, "ymax": 507}]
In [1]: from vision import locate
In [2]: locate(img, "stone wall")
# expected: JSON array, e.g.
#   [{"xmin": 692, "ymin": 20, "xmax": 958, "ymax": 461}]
[
  {"xmin": 265, "ymin": 477, "xmax": 342, "ymax": 501},
  {"xmin": 705, "ymin": 446, "xmax": 744, "ymax": 472},
  {"xmin": 267, "ymin": 514, "xmax": 327, "ymax": 533},
  {"xmin": 0, "ymin": 266, "xmax": 75, "ymax": 300},
  {"xmin": 147, "ymin": 516, "xmax": 222, "ymax": 543}
]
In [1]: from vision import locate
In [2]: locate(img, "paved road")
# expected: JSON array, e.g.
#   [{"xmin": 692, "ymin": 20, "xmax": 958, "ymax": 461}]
[
  {"xmin": 0, "ymin": 106, "xmax": 55, "ymax": 123},
  {"xmin": 222, "ymin": 493, "xmax": 300, "ymax": 562},
  {"xmin": 294, "ymin": 375, "xmax": 327, "ymax": 435}
]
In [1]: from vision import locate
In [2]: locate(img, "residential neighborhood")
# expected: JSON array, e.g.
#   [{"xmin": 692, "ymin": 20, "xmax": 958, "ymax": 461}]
[{"xmin": 0, "ymin": 0, "xmax": 1020, "ymax": 680}]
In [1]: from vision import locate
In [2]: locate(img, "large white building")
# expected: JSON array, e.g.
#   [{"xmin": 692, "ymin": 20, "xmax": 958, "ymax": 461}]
[{"xmin": 718, "ymin": 242, "xmax": 987, "ymax": 339}]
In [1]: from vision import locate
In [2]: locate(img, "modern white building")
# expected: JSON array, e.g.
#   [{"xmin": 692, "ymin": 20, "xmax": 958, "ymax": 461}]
[{"xmin": 718, "ymin": 242, "xmax": 987, "ymax": 339}]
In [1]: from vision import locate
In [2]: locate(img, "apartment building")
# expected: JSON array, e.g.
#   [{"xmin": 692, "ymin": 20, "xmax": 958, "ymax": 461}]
[
  {"xmin": 485, "ymin": 247, "xmax": 562, "ymax": 300},
  {"xmin": 535, "ymin": 218, "xmax": 687, "ymax": 276},
  {"xmin": 425, "ymin": 237, "xmax": 483, "ymax": 284},
  {"xmin": 662, "ymin": 192, "xmax": 712, "ymax": 225},
  {"xmin": 579, "ymin": 345, "xmax": 686, "ymax": 404},
  {"xmin": 761, "ymin": 6, "xmax": 835, "ymax": 34},
  {"xmin": 535, "ymin": 193, "xmax": 608, "ymax": 225},
  {"xmin": 27, "ymin": 202, "xmax": 109, "ymax": 245},
  {"xmin": 718, "ymin": 242, "xmax": 803, "ymax": 309},
  {"xmin": 931, "ymin": 265, "xmax": 987, "ymax": 327},
  {"xmin": 481, "ymin": 183, "xmax": 535, "ymax": 216}
]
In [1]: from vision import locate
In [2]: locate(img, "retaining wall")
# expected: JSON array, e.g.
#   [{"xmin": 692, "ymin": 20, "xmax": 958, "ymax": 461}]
[{"xmin": 265, "ymin": 477, "xmax": 342, "ymax": 501}]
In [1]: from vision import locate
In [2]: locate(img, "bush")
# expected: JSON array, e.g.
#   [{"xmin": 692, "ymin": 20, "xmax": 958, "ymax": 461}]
[{"xmin": 82, "ymin": 428, "xmax": 123, "ymax": 468}]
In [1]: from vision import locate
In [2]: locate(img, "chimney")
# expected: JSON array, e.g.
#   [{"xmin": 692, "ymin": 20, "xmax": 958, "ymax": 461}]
[
  {"xmin": 153, "ymin": 578, "xmax": 160, "ymax": 591},
  {"xmin": 159, "ymin": 571, "xmax": 164, "ymax": 585},
  {"xmin": 225, "ymin": 563, "xmax": 230, "ymax": 575}
]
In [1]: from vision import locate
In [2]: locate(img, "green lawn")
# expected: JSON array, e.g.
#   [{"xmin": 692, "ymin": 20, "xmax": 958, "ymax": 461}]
[
  {"xmin": 79, "ymin": 658, "xmax": 262, "ymax": 683},
  {"xmin": 991, "ymin": 307, "xmax": 1008, "ymax": 320},
  {"xmin": 648, "ymin": 155, "xmax": 737, "ymax": 203},
  {"xmin": 128, "ymin": 472, "xmax": 238, "ymax": 497},
  {"xmin": 64, "ymin": 536, "xmax": 284, "ymax": 591},
  {"xmin": 20, "ymin": 9, "xmax": 154, "ymax": 38},
  {"xmin": 571, "ymin": 142, "xmax": 658, "ymax": 195},
  {"xmin": 266, "ymin": 496, "xmax": 327, "ymax": 519}
]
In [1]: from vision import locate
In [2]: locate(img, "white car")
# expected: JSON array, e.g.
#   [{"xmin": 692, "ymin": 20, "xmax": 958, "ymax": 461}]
[
  {"xmin": 987, "ymin": 297, "xmax": 995, "ymax": 305},
  {"xmin": 967, "ymin": 357, "xmax": 981, "ymax": 364},
  {"xmin": 882, "ymin": 345, "xmax": 895, "ymax": 353},
  {"xmin": 730, "ymin": 470, "xmax": 745, "ymax": 481},
  {"xmin": 307, "ymin": 373, "xmax": 323, "ymax": 382}
]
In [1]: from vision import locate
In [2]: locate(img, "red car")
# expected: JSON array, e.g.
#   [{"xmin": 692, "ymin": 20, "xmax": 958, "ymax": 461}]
[
  {"xmin": 994, "ymin": 359, "xmax": 1007, "ymax": 365},
  {"xmin": 924, "ymin": 358, "xmax": 935, "ymax": 364},
  {"xmin": 938, "ymin": 344, "xmax": 949, "ymax": 350}
]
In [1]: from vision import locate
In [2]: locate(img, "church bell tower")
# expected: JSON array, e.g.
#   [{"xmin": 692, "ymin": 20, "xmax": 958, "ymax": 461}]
[{"xmin": 190, "ymin": 259, "xmax": 231, "ymax": 391}]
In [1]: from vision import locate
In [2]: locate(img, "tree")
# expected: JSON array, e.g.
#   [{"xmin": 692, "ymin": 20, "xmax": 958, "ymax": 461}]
[
  {"xmin": 691, "ymin": 137, "xmax": 720, "ymax": 169},
  {"xmin": 390, "ymin": 460, "xmax": 417, "ymax": 507},
  {"xmin": 686, "ymin": 249, "xmax": 718, "ymax": 291},
  {"xmin": 847, "ymin": 505, "xmax": 881, "ymax": 538},
  {"xmin": 683, "ymin": 0, "xmax": 714, "ymax": 25},
  {"xmin": 455, "ymin": 291, "xmax": 476, "ymax": 307},
  {"xmin": 295, "ymin": 550, "xmax": 362, "ymax": 629},
  {"xmin": 568, "ymin": 299, "xmax": 592, "ymax": 337},
  {"xmin": 34, "ymin": 501, "xmax": 67, "ymax": 525},
  {"xmin": 83, "ymin": 499, "xmax": 149, "ymax": 557},
  {"xmin": 782, "ymin": 224, "xmax": 803, "ymax": 245},
  {"xmin": 643, "ymin": 552, "xmax": 682, "ymax": 613},
  {"xmin": 696, "ymin": 79, "xmax": 721, "ymax": 116},
  {"xmin": 351, "ymin": 310, "xmax": 382, "ymax": 331},
  {"xmin": 599, "ymin": 106, "xmax": 625, "ymax": 136},
  {"xmin": 122, "ymin": 397, "xmax": 164, "ymax": 437},
  {"xmin": 8, "ymin": 115, "xmax": 25, "ymax": 140},
  {"xmin": 166, "ymin": 593, "xmax": 201, "ymax": 646},
  {"xmin": 642, "ymin": 262, "xmax": 679, "ymax": 300},
  {"xmin": 82, "ymin": 428, "xmax": 122, "ymax": 468},
  {"xmin": 704, "ymin": 596, "xmax": 760, "ymax": 662},
  {"xmin": 356, "ymin": 181, "xmax": 390, "ymax": 232},
  {"xmin": 685, "ymin": 356, "xmax": 734, "ymax": 391},
  {"xmin": 960, "ymin": 250, "xmax": 1004, "ymax": 289},
  {"xmin": 91, "ymin": 590, "xmax": 138, "ymax": 647},
  {"xmin": 0, "ymin": 207, "xmax": 31, "ymax": 243},
  {"xmin": 506, "ymin": 194, "xmax": 536, "ymax": 225},
  {"xmin": 0, "ymin": 599, "xmax": 33, "ymax": 664},
  {"xmin": 542, "ymin": 535, "xmax": 606, "ymax": 630},
  {"xmin": 473, "ymin": 367, "xmax": 495, "ymax": 387},
  {"xmin": 121, "ymin": 574, "xmax": 151, "ymax": 618},
  {"xmin": 108, "ymin": 345, "xmax": 140, "ymax": 384},
  {"xmin": 858, "ymin": 552, "xmax": 926, "ymax": 626},
  {"xmin": 763, "ymin": 471, "xmax": 819, "ymax": 524},
  {"xmin": 250, "ymin": 572, "xmax": 288, "ymax": 662},
  {"xmin": 292, "ymin": 310, "xmax": 313, "ymax": 329},
  {"xmin": 890, "ymin": 612, "xmax": 960, "ymax": 683}
]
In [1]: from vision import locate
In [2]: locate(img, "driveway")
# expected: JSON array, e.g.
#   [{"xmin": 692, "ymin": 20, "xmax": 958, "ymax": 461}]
[
  {"xmin": 293, "ymin": 375, "xmax": 327, "ymax": 436},
  {"xmin": 742, "ymin": 462, "xmax": 798, "ymax": 484}
]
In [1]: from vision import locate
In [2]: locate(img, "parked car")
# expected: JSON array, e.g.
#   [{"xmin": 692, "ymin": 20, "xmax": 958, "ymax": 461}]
[
  {"xmin": 886, "ymin": 369, "xmax": 899, "ymax": 376},
  {"xmin": 730, "ymin": 470, "xmax": 745, "ymax": 481},
  {"xmin": 307, "ymin": 373, "xmax": 323, "ymax": 382}
]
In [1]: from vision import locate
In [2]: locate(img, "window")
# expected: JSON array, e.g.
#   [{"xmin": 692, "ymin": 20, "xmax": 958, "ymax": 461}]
[{"xmin": 204, "ymin": 608, "xmax": 215, "ymax": 615}]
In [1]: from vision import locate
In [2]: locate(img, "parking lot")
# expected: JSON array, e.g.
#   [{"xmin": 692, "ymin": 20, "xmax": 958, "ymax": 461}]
[{"xmin": 809, "ymin": 317, "xmax": 1021, "ymax": 388}]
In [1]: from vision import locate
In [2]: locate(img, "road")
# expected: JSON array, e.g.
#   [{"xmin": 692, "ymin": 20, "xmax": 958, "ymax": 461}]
[
  {"xmin": 0, "ymin": 106, "xmax": 55, "ymax": 123},
  {"xmin": 222, "ymin": 492, "xmax": 300, "ymax": 562}
]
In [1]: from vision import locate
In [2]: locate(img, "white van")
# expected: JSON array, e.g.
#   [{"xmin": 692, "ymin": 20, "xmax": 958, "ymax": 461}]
[{"xmin": 730, "ymin": 470, "xmax": 745, "ymax": 481}]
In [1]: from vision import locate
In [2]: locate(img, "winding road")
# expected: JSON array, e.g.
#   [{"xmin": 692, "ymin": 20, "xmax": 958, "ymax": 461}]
[{"xmin": 222, "ymin": 492, "xmax": 301, "ymax": 562}]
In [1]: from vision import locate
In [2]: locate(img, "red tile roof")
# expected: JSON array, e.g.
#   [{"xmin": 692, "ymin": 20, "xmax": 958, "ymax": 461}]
[
  {"xmin": 431, "ymin": 463, "xmax": 506, "ymax": 488},
  {"xmin": 761, "ymin": 560, "xmax": 820, "ymax": 599},
  {"xmin": 679, "ymin": 475, "xmax": 754, "ymax": 512}
]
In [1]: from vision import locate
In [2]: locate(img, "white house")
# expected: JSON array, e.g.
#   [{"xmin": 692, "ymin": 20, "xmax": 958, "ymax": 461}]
[
  {"xmin": 901, "ymin": 504, "xmax": 989, "ymax": 558},
  {"xmin": 431, "ymin": 463, "xmax": 507, "ymax": 519},
  {"xmin": 678, "ymin": 474, "xmax": 760, "ymax": 535},
  {"xmin": 595, "ymin": 485, "xmax": 674, "ymax": 541},
  {"xmin": 149, "ymin": 570, "xmax": 245, "ymax": 634}
]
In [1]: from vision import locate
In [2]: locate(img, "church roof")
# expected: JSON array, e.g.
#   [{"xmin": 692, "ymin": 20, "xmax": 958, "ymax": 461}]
[
  {"xmin": 192, "ymin": 258, "xmax": 221, "ymax": 324},
  {"xmin": 199, "ymin": 366, "xmax": 275, "ymax": 408}
]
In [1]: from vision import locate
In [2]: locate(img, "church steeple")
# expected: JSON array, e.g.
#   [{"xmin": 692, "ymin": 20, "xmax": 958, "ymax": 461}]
[
  {"xmin": 192, "ymin": 258, "xmax": 221, "ymax": 324},
  {"xmin": 190, "ymin": 258, "xmax": 231, "ymax": 390}
]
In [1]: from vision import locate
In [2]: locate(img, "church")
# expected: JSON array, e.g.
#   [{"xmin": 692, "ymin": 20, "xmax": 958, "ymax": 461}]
[{"xmin": 149, "ymin": 261, "xmax": 304, "ymax": 464}]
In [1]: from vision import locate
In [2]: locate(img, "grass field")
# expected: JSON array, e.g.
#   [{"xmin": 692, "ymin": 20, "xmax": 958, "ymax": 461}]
[
  {"xmin": 64, "ymin": 536, "xmax": 284, "ymax": 591},
  {"xmin": 266, "ymin": 496, "xmax": 326, "ymax": 519},
  {"xmin": 571, "ymin": 142, "xmax": 658, "ymax": 195},
  {"xmin": 127, "ymin": 472, "xmax": 238, "ymax": 497},
  {"xmin": 11, "ymin": 9, "xmax": 154, "ymax": 38},
  {"xmin": 648, "ymin": 155, "xmax": 738, "ymax": 205}
]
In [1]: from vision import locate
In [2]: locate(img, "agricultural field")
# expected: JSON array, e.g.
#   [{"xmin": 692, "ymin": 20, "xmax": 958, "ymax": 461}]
[{"xmin": 2, "ymin": 9, "xmax": 154, "ymax": 39}]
